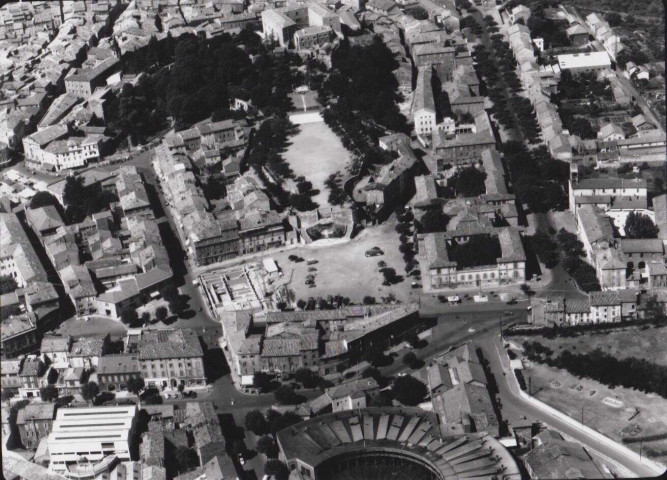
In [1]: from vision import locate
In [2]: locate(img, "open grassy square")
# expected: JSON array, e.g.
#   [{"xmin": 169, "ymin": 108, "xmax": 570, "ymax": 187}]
[{"xmin": 283, "ymin": 121, "xmax": 352, "ymax": 207}]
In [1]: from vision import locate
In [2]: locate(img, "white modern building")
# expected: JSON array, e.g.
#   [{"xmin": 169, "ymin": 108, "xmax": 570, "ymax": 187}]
[
  {"xmin": 556, "ymin": 51, "xmax": 611, "ymax": 75},
  {"xmin": 47, "ymin": 405, "xmax": 137, "ymax": 473}
]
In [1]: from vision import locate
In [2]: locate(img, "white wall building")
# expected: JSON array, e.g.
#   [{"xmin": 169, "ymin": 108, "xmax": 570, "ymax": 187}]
[
  {"xmin": 557, "ymin": 51, "xmax": 611, "ymax": 75},
  {"xmin": 48, "ymin": 406, "xmax": 137, "ymax": 473},
  {"xmin": 412, "ymin": 67, "xmax": 436, "ymax": 136}
]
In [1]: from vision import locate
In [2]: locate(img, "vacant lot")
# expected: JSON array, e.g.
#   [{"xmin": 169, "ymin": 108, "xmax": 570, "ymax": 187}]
[
  {"xmin": 524, "ymin": 361, "xmax": 667, "ymax": 462},
  {"xmin": 283, "ymin": 121, "xmax": 352, "ymax": 206},
  {"xmin": 516, "ymin": 325, "xmax": 667, "ymax": 367},
  {"xmin": 270, "ymin": 217, "xmax": 413, "ymax": 304}
]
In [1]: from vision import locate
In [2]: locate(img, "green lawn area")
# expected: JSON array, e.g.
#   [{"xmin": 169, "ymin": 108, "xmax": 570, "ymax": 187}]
[
  {"xmin": 516, "ymin": 325, "xmax": 667, "ymax": 367},
  {"xmin": 523, "ymin": 361, "xmax": 667, "ymax": 462},
  {"xmin": 283, "ymin": 121, "xmax": 352, "ymax": 207}
]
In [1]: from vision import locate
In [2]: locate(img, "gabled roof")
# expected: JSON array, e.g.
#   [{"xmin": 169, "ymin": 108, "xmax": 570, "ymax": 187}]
[
  {"xmin": 26, "ymin": 205, "xmax": 64, "ymax": 233},
  {"xmin": 139, "ymin": 329, "xmax": 203, "ymax": 360},
  {"xmin": 41, "ymin": 335, "xmax": 71, "ymax": 353}
]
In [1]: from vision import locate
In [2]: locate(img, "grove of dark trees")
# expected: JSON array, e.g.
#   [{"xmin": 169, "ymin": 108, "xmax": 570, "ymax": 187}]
[
  {"xmin": 502, "ymin": 141, "xmax": 569, "ymax": 213},
  {"xmin": 523, "ymin": 341, "xmax": 667, "ymax": 399}
]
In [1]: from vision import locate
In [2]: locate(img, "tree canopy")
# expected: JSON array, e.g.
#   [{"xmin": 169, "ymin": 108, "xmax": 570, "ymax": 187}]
[
  {"xmin": 503, "ymin": 142, "xmax": 569, "ymax": 213},
  {"xmin": 127, "ymin": 377, "xmax": 145, "ymax": 395},
  {"xmin": 321, "ymin": 37, "xmax": 408, "ymax": 134},
  {"xmin": 273, "ymin": 385, "xmax": 303, "ymax": 405},
  {"xmin": 447, "ymin": 166, "xmax": 487, "ymax": 197},
  {"xmin": 416, "ymin": 209, "xmax": 450, "ymax": 233},
  {"xmin": 29, "ymin": 191, "xmax": 59, "ymax": 210},
  {"xmin": 81, "ymin": 382, "xmax": 99, "ymax": 404},
  {"xmin": 264, "ymin": 459, "xmax": 289, "ymax": 480},
  {"xmin": 0, "ymin": 275, "xmax": 18, "ymax": 295},
  {"xmin": 257, "ymin": 435, "xmax": 279, "ymax": 458},
  {"xmin": 451, "ymin": 235, "xmax": 502, "ymax": 268},
  {"xmin": 391, "ymin": 375, "xmax": 427, "ymax": 406},
  {"xmin": 245, "ymin": 409, "xmax": 269, "ymax": 435},
  {"xmin": 62, "ymin": 176, "xmax": 118, "ymax": 223},
  {"xmin": 624, "ymin": 212, "xmax": 659, "ymax": 239},
  {"xmin": 40, "ymin": 385, "xmax": 59, "ymax": 403}
]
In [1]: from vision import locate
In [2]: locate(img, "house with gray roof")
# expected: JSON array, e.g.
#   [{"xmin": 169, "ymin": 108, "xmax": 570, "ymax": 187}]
[
  {"xmin": 68, "ymin": 335, "xmax": 108, "ymax": 369},
  {"xmin": 418, "ymin": 226, "xmax": 526, "ymax": 291},
  {"xmin": 17, "ymin": 403, "xmax": 55, "ymax": 449},
  {"xmin": 316, "ymin": 378, "xmax": 380, "ymax": 413},
  {"xmin": 524, "ymin": 430, "xmax": 613, "ymax": 479},
  {"xmin": 41, "ymin": 335, "xmax": 72, "ymax": 369},
  {"xmin": 138, "ymin": 329, "xmax": 206, "ymax": 389},
  {"xmin": 25, "ymin": 205, "xmax": 64, "ymax": 238}
]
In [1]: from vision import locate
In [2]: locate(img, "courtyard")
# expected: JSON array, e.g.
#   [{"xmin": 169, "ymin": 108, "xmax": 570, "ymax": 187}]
[{"xmin": 283, "ymin": 120, "xmax": 352, "ymax": 206}]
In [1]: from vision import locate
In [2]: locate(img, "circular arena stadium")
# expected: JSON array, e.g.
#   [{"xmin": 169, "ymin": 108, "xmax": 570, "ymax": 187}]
[{"xmin": 276, "ymin": 407, "xmax": 521, "ymax": 480}]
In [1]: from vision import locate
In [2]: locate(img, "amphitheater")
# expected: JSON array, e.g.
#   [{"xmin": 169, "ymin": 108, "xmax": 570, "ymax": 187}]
[{"xmin": 276, "ymin": 407, "xmax": 521, "ymax": 480}]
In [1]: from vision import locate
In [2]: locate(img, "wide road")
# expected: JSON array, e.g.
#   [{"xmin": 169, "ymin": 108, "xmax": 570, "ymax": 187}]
[
  {"xmin": 379, "ymin": 303, "xmax": 528, "ymax": 377},
  {"xmin": 479, "ymin": 335, "xmax": 663, "ymax": 478}
]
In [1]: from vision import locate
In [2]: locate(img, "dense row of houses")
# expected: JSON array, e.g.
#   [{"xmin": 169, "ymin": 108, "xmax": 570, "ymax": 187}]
[
  {"xmin": 20, "ymin": 166, "xmax": 174, "ymax": 319},
  {"xmin": 1, "ymin": 327, "xmax": 206, "ymax": 401},
  {"xmin": 543, "ymin": 290, "xmax": 666, "ymax": 326},
  {"xmin": 219, "ymin": 304, "xmax": 420, "ymax": 384},
  {"xmin": 1, "ymin": 0, "xmax": 123, "ymax": 168},
  {"xmin": 261, "ymin": 2, "xmax": 341, "ymax": 49},
  {"xmin": 153, "ymin": 141, "xmax": 297, "ymax": 267},
  {"xmin": 567, "ymin": 175, "xmax": 667, "ymax": 292}
]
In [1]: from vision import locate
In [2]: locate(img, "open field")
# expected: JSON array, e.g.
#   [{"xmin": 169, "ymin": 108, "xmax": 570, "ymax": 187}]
[
  {"xmin": 515, "ymin": 325, "xmax": 667, "ymax": 367},
  {"xmin": 268, "ymin": 216, "xmax": 413, "ymax": 304},
  {"xmin": 523, "ymin": 361, "xmax": 667, "ymax": 463},
  {"xmin": 283, "ymin": 121, "xmax": 352, "ymax": 206}
]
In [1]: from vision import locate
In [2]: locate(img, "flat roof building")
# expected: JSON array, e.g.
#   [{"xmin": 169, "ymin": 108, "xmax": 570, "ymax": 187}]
[
  {"xmin": 47, "ymin": 405, "xmax": 137, "ymax": 473},
  {"xmin": 557, "ymin": 51, "xmax": 611, "ymax": 74}
]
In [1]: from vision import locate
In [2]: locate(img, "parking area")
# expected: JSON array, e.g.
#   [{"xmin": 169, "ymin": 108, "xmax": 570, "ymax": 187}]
[{"xmin": 268, "ymin": 216, "xmax": 413, "ymax": 304}]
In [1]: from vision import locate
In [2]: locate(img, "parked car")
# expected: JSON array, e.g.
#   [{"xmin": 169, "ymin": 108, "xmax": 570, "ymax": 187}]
[
  {"xmin": 308, "ymin": 267, "xmax": 317, "ymax": 272},
  {"xmin": 365, "ymin": 247, "xmax": 384, "ymax": 257},
  {"xmin": 238, "ymin": 454, "xmax": 245, "ymax": 466},
  {"xmin": 305, "ymin": 279, "xmax": 314, "ymax": 285},
  {"xmin": 473, "ymin": 295, "xmax": 488, "ymax": 303},
  {"xmin": 506, "ymin": 298, "xmax": 517, "ymax": 305},
  {"xmin": 306, "ymin": 258, "xmax": 318, "ymax": 265},
  {"xmin": 447, "ymin": 295, "xmax": 460, "ymax": 304}
]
